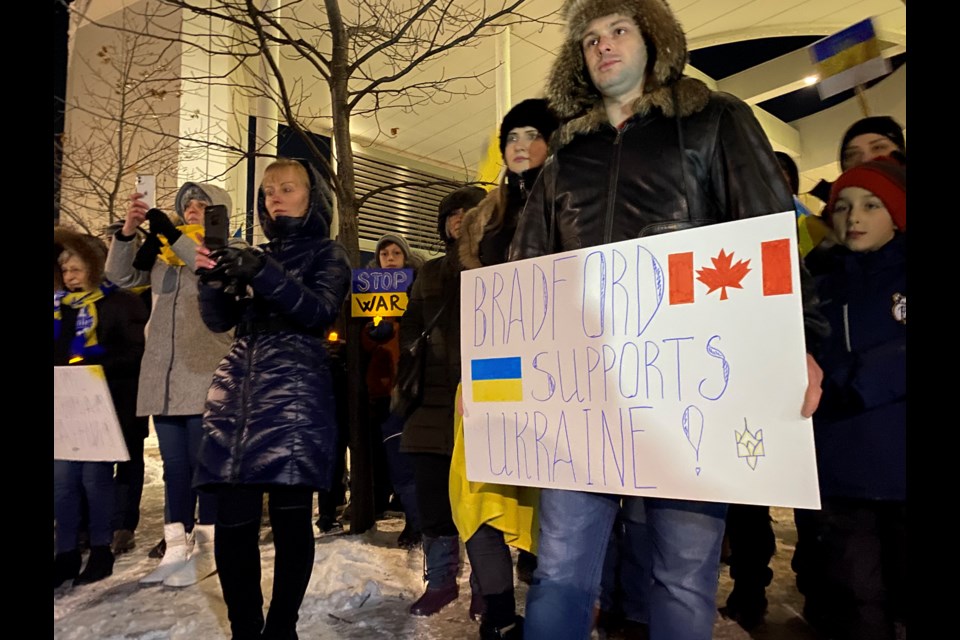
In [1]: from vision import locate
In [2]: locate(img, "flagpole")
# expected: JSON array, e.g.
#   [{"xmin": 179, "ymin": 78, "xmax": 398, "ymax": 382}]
[{"xmin": 854, "ymin": 84, "xmax": 871, "ymax": 117}]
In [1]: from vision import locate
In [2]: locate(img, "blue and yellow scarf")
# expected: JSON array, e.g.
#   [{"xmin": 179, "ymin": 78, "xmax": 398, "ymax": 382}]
[
  {"xmin": 54, "ymin": 283, "xmax": 115, "ymax": 363},
  {"xmin": 157, "ymin": 224, "xmax": 204, "ymax": 266}
]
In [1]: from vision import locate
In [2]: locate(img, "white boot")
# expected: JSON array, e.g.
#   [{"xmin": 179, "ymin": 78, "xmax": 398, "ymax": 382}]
[
  {"xmin": 139, "ymin": 523, "xmax": 191, "ymax": 585},
  {"xmin": 164, "ymin": 524, "xmax": 217, "ymax": 588}
]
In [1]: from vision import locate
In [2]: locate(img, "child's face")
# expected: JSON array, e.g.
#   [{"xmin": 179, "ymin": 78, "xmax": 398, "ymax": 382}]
[
  {"xmin": 378, "ymin": 242, "xmax": 405, "ymax": 269},
  {"xmin": 831, "ymin": 186, "xmax": 897, "ymax": 253},
  {"xmin": 262, "ymin": 168, "xmax": 309, "ymax": 219},
  {"xmin": 61, "ymin": 255, "xmax": 93, "ymax": 292}
]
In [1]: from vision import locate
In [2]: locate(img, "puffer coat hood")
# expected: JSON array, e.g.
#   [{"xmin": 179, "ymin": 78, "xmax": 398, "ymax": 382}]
[
  {"xmin": 256, "ymin": 159, "xmax": 333, "ymax": 241},
  {"xmin": 175, "ymin": 182, "xmax": 232, "ymax": 220},
  {"xmin": 548, "ymin": 0, "xmax": 711, "ymax": 149}
]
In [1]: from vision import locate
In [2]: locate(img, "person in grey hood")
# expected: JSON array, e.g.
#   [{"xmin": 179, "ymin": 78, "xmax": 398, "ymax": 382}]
[
  {"xmin": 194, "ymin": 158, "xmax": 351, "ymax": 639},
  {"xmin": 105, "ymin": 180, "xmax": 235, "ymax": 588},
  {"xmin": 508, "ymin": 1, "xmax": 827, "ymax": 639}
]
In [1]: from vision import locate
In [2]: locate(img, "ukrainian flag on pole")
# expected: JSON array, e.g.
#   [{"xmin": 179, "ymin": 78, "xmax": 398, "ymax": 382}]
[
  {"xmin": 476, "ymin": 133, "xmax": 504, "ymax": 186},
  {"xmin": 809, "ymin": 18, "xmax": 891, "ymax": 100}
]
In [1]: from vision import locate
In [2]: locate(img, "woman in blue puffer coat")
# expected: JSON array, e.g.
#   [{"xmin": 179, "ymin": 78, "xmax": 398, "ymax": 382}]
[{"xmin": 194, "ymin": 158, "xmax": 351, "ymax": 640}]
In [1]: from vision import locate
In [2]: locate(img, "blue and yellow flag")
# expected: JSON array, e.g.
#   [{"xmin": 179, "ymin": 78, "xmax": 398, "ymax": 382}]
[
  {"xmin": 471, "ymin": 356, "xmax": 523, "ymax": 402},
  {"xmin": 809, "ymin": 18, "xmax": 891, "ymax": 99}
]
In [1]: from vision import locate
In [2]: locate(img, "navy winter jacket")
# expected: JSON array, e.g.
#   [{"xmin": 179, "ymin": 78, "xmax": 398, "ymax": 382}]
[
  {"xmin": 194, "ymin": 162, "xmax": 351, "ymax": 490},
  {"xmin": 812, "ymin": 234, "xmax": 906, "ymax": 501}
]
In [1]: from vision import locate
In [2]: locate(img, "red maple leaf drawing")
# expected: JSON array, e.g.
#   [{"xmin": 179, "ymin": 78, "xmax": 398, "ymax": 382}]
[{"xmin": 696, "ymin": 249, "xmax": 751, "ymax": 300}]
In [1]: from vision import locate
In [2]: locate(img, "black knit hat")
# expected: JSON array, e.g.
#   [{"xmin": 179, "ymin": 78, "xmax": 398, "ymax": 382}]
[
  {"xmin": 839, "ymin": 116, "xmax": 906, "ymax": 169},
  {"xmin": 499, "ymin": 99, "xmax": 561, "ymax": 156},
  {"xmin": 437, "ymin": 186, "xmax": 487, "ymax": 243}
]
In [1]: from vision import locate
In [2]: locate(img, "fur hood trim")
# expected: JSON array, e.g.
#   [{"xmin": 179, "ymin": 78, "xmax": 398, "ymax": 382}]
[
  {"xmin": 550, "ymin": 76, "xmax": 710, "ymax": 151},
  {"xmin": 457, "ymin": 187, "xmax": 501, "ymax": 270}
]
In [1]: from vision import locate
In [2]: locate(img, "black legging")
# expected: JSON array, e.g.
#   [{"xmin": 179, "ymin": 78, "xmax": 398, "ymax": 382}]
[{"xmin": 215, "ymin": 486, "xmax": 315, "ymax": 640}]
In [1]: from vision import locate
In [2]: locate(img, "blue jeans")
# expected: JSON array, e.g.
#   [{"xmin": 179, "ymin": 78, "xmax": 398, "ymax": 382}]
[
  {"xmin": 525, "ymin": 489, "xmax": 728, "ymax": 640},
  {"xmin": 599, "ymin": 499, "xmax": 652, "ymax": 623},
  {"xmin": 54, "ymin": 460, "xmax": 115, "ymax": 554},
  {"xmin": 154, "ymin": 415, "xmax": 216, "ymax": 528}
]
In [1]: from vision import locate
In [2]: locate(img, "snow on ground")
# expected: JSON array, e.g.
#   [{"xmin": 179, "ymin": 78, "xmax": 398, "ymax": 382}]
[{"xmin": 53, "ymin": 434, "xmax": 760, "ymax": 639}]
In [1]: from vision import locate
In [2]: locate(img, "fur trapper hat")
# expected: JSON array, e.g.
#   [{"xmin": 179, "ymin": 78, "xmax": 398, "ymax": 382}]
[{"xmin": 548, "ymin": 0, "xmax": 690, "ymax": 120}]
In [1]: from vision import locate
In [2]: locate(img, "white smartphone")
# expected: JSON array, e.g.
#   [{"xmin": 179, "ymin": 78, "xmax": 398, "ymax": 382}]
[{"xmin": 136, "ymin": 174, "xmax": 157, "ymax": 210}]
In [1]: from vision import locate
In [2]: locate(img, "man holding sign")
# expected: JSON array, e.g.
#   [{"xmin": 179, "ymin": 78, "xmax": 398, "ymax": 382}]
[{"xmin": 506, "ymin": 1, "xmax": 827, "ymax": 638}]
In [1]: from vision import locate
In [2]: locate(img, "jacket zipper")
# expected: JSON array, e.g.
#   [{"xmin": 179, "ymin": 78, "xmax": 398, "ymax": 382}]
[
  {"xmin": 231, "ymin": 334, "xmax": 255, "ymax": 482},
  {"xmin": 603, "ymin": 125, "xmax": 626, "ymax": 244}
]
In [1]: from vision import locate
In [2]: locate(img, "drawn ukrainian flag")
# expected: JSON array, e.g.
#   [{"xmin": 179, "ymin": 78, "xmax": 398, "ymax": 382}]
[{"xmin": 471, "ymin": 357, "xmax": 523, "ymax": 402}]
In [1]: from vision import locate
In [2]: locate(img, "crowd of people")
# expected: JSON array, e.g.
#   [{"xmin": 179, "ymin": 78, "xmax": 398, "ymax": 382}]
[{"xmin": 54, "ymin": 1, "xmax": 906, "ymax": 639}]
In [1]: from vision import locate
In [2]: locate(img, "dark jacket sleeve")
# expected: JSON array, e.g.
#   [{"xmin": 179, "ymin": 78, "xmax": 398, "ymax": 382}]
[
  {"xmin": 507, "ymin": 157, "xmax": 555, "ymax": 262},
  {"xmin": 89, "ymin": 291, "xmax": 148, "ymax": 379},
  {"xmin": 198, "ymin": 282, "xmax": 244, "ymax": 333},
  {"xmin": 399, "ymin": 271, "xmax": 426, "ymax": 354},
  {"xmin": 711, "ymin": 95, "xmax": 794, "ymax": 222},
  {"xmin": 711, "ymin": 96, "xmax": 830, "ymax": 350},
  {"xmin": 249, "ymin": 240, "xmax": 351, "ymax": 330}
]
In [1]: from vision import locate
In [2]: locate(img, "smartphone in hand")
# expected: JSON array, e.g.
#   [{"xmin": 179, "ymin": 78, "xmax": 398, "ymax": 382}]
[
  {"xmin": 136, "ymin": 174, "xmax": 156, "ymax": 210},
  {"xmin": 204, "ymin": 204, "xmax": 230, "ymax": 250}
]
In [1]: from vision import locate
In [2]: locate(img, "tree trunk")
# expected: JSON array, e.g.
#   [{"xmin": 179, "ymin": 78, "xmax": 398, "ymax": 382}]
[{"xmin": 326, "ymin": 0, "xmax": 374, "ymax": 535}]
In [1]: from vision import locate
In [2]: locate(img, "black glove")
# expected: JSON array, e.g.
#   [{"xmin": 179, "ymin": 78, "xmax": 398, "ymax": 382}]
[
  {"xmin": 207, "ymin": 245, "xmax": 265, "ymax": 284},
  {"xmin": 146, "ymin": 208, "xmax": 182, "ymax": 243},
  {"xmin": 367, "ymin": 319, "xmax": 395, "ymax": 342},
  {"xmin": 132, "ymin": 232, "xmax": 163, "ymax": 271}
]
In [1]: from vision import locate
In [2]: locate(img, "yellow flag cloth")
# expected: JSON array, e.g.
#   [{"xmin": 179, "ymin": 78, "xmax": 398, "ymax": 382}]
[{"xmin": 449, "ymin": 383, "xmax": 540, "ymax": 553}]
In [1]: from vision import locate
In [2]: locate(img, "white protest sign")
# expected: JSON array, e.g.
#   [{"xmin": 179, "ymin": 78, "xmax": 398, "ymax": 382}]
[
  {"xmin": 54, "ymin": 365, "xmax": 130, "ymax": 462},
  {"xmin": 460, "ymin": 212, "xmax": 820, "ymax": 509}
]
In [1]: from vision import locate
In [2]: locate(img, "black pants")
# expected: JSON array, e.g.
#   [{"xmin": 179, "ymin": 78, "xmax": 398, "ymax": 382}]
[
  {"xmin": 215, "ymin": 486, "xmax": 315, "ymax": 640},
  {"xmin": 369, "ymin": 397, "xmax": 395, "ymax": 514},
  {"xmin": 465, "ymin": 524, "xmax": 513, "ymax": 596},
  {"xmin": 725, "ymin": 504, "xmax": 776, "ymax": 590},
  {"xmin": 803, "ymin": 498, "xmax": 906, "ymax": 640},
  {"xmin": 410, "ymin": 453, "xmax": 458, "ymax": 538},
  {"xmin": 112, "ymin": 426, "xmax": 147, "ymax": 532}
]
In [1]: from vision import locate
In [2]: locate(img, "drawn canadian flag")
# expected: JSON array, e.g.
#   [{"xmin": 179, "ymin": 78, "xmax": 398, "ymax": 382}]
[{"xmin": 667, "ymin": 238, "xmax": 793, "ymax": 305}]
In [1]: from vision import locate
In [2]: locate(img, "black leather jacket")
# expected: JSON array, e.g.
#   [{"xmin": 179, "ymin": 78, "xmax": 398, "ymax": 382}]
[
  {"xmin": 509, "ymin": 89, "xmax": 829, "ymax": 349},
  {"xmin": 509, "ymin": 92, "xmax": 795, "ymax": 258}
]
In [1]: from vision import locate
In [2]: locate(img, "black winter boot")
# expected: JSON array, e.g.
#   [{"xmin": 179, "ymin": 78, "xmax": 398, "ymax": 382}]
[
  {"xmin": 409, "ymin": 535, "xmax": 460, "ymax": 616},
  {"xmin": 53, "ymin": 550, "xmax": 82, "ymax": 589},
  {"xmin": 74, "ymin": 546, "xmax": 114, "ymax": 585}
]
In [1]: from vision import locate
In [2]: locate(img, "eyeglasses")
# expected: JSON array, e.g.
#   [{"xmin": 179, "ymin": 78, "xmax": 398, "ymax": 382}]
[{"xmin": 505, "ymin": 131, "xmax": 543, "ymax": 145}]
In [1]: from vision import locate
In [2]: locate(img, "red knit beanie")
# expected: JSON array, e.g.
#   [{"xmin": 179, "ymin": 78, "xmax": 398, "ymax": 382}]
[{"xmin": 827, "ymin": 156, "xmax": 906, "ymax": 232}]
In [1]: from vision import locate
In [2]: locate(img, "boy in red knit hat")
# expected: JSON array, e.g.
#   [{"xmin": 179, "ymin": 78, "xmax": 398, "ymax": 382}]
[{"xmin": 802, "ymin": 155, "xmax": 906, "ymax": 640}]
